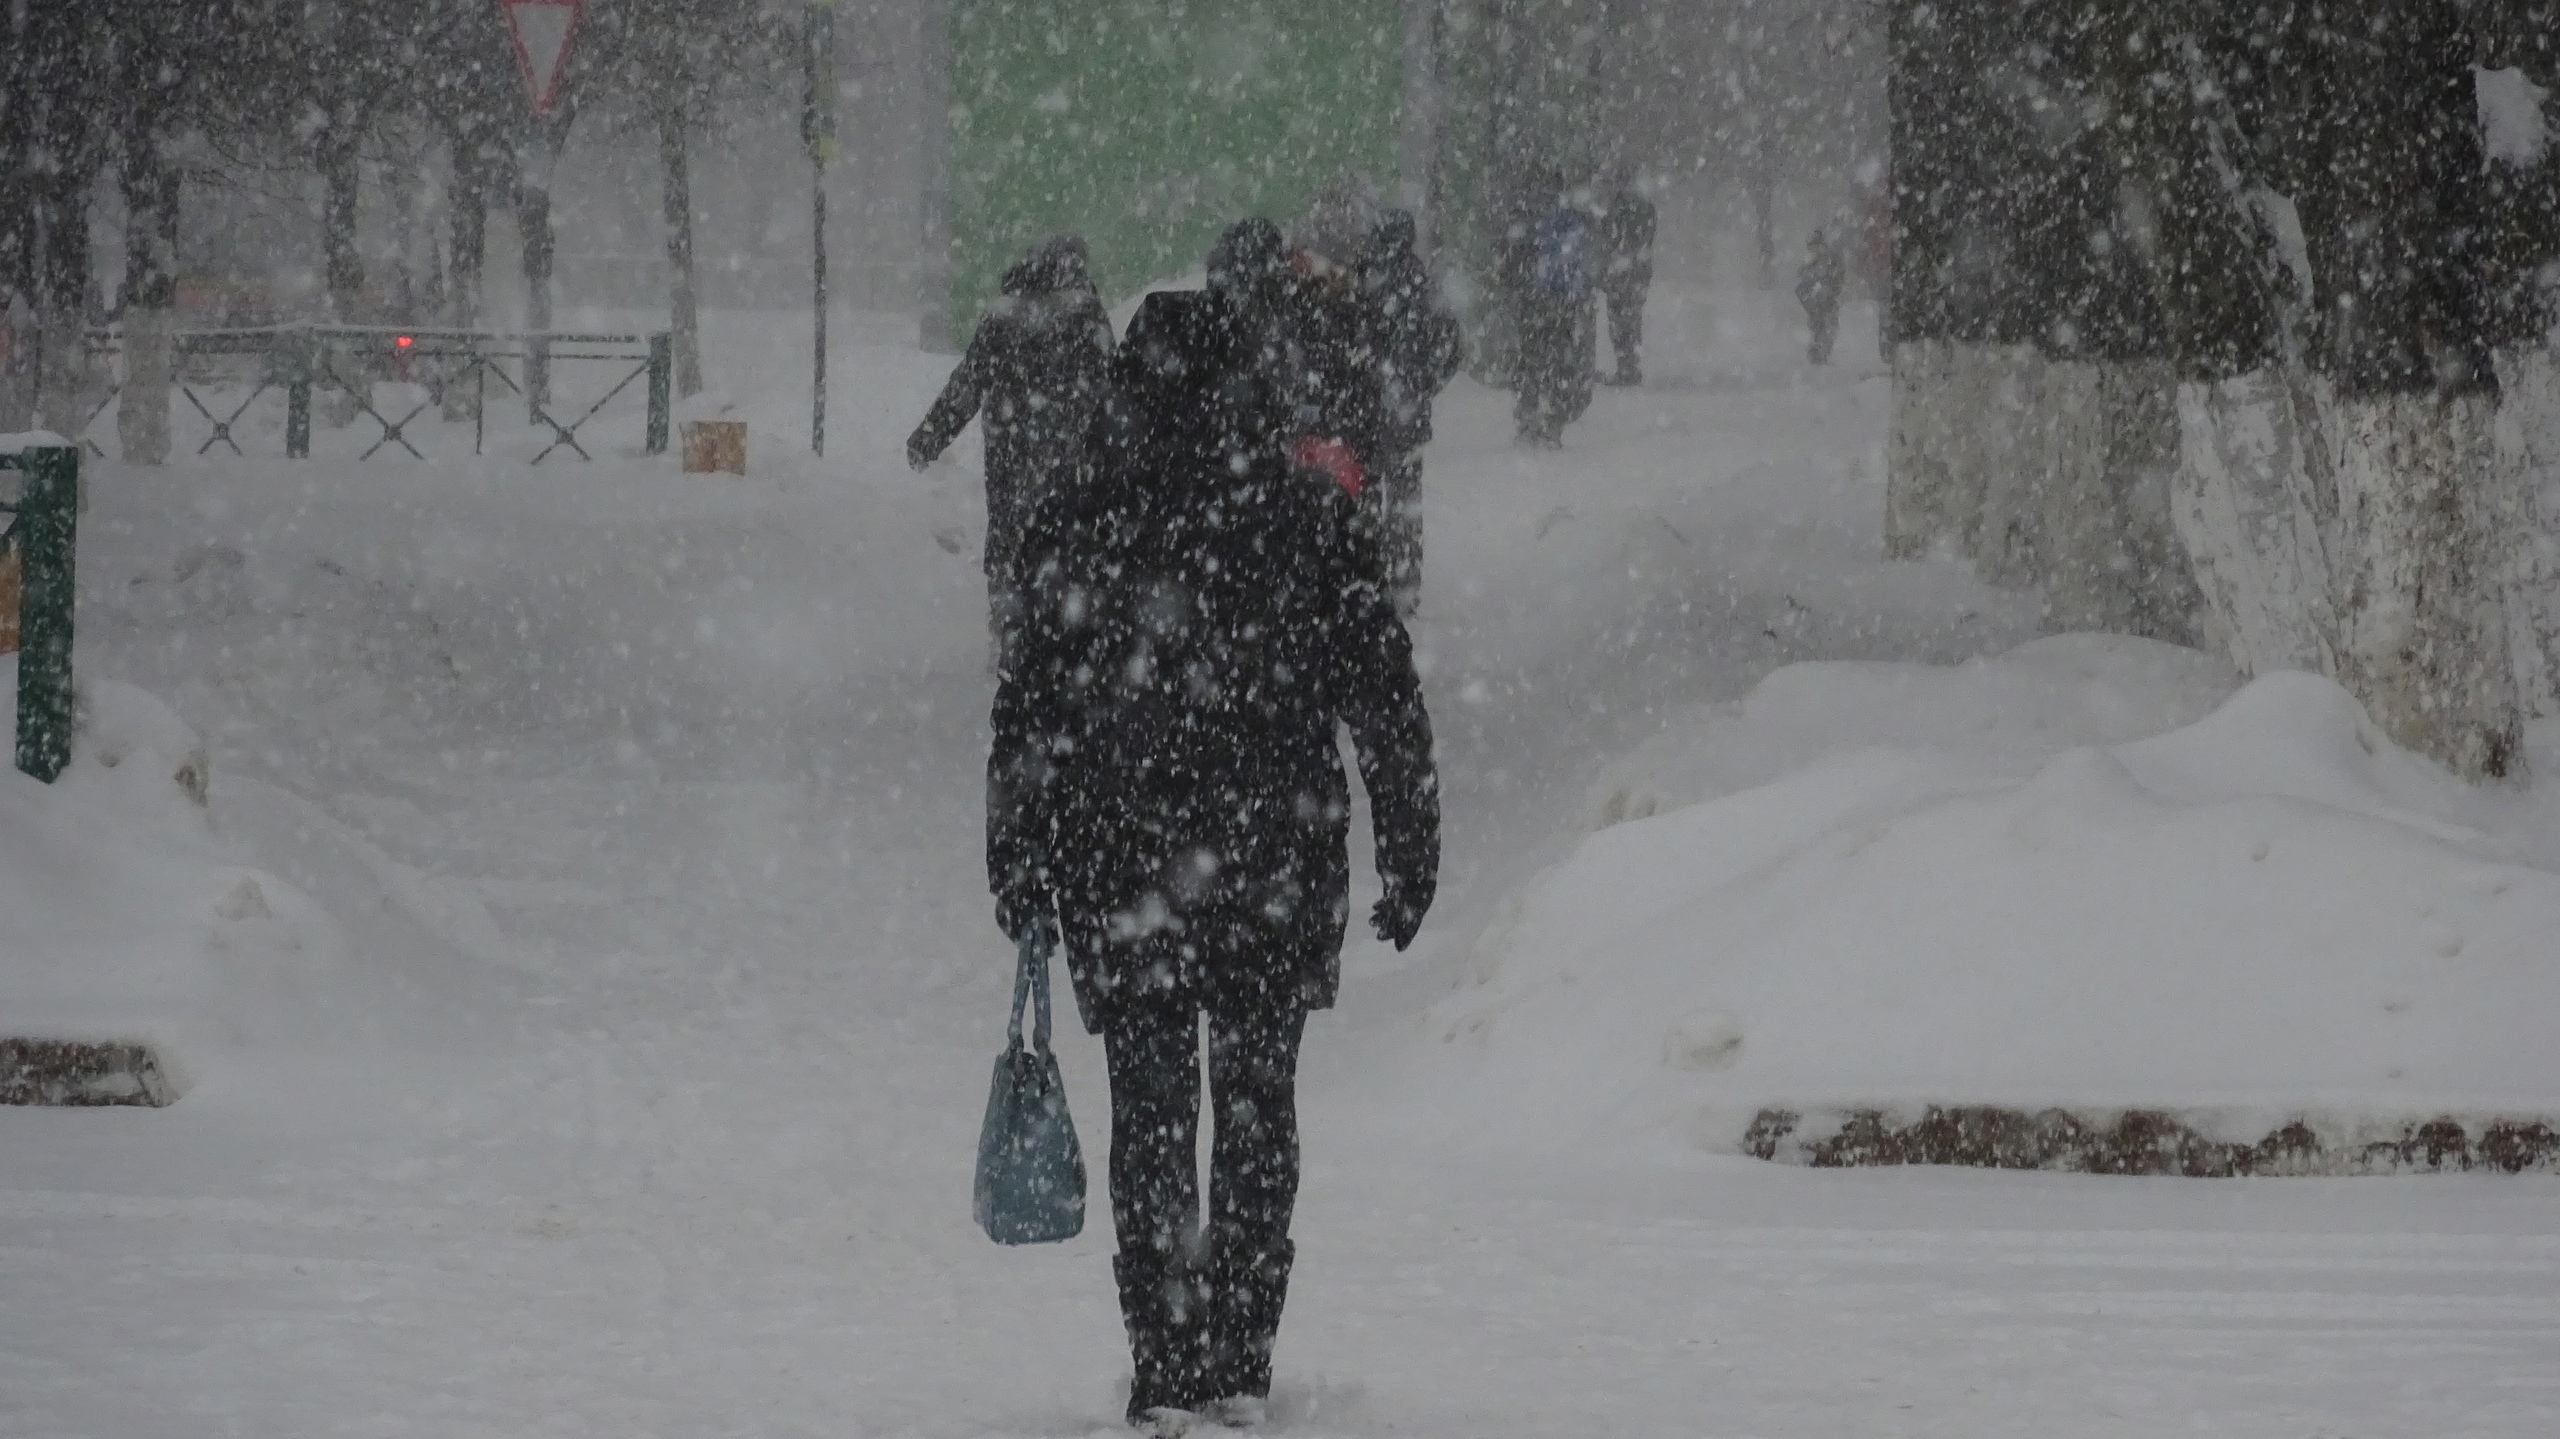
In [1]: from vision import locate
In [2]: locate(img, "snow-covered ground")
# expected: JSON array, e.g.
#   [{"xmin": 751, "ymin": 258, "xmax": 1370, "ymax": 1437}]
[{"xmin": 5, "ymin": 286, "xmax": 2558, "ymax": 1438}]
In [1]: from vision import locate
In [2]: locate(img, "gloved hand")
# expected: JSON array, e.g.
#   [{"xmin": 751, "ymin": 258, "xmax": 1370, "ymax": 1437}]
[
  {"xmin": 1369, "ymin": 870, "xmax": 1432, "ymax": 951},
  {"xmin": 906, "ymin": 432, "xmax": 937, "ymax": 472}
]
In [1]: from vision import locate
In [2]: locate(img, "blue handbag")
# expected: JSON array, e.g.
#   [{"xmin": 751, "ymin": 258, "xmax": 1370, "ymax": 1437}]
[{"xmin": 974, "ymin": 927, "xmax": 1087, "ymax": 1245}]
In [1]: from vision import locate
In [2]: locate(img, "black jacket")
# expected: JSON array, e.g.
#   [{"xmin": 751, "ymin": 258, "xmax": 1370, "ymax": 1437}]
[
  {"xmin": 1359, "ymin": 221, "xmax": 1463, "ymax": 453},
  {"xmin": 908, "ymin": 267, "xmax": 1114, "ymax": 569},
  {"xmin": 1274, "ymin": 272, "xmax": 1389, "ymax": 466},
  {"xmin": 988, "ymin": 289, "xmax": 1439, "ymax": 1027}
]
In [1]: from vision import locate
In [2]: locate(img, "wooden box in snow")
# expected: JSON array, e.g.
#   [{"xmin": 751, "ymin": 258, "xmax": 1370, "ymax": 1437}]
[{"xmin": 681, "ymin": 420, "xmax": 746, "ymax": 476}]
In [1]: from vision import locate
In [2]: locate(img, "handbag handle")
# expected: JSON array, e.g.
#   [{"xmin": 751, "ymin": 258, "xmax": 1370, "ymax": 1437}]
[{"xmin": 1007, "ymin": 926, "xmax": 1056, "ymax": 1055}]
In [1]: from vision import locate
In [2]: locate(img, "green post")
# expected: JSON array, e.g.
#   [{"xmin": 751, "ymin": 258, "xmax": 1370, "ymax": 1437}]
[
  {"xmin": 14, "ymin": 446, "xmax": 77, "ymax": 784},
  {"xmin": 285, "ymin": 332, "xmax": 313, "ymax": 460},
  {"xmin": 646, "ymin": 333, "xmax": 673, "ymax": 456}
]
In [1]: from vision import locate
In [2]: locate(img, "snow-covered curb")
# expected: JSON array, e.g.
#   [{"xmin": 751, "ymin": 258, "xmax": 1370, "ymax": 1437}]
[{"xmin": 1744, "ymin": 1104, "xmax": 2560, "ymax": 1176}]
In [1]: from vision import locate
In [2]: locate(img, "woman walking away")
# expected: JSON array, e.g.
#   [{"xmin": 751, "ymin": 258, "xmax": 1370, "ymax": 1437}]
[
  {"xmin": 908, "ymin": 235, "xmax": 1115, "ymax": 652},
  {"xmin": 988, "ymin": 218, "xmax": 1441, "ymax": 1435}
]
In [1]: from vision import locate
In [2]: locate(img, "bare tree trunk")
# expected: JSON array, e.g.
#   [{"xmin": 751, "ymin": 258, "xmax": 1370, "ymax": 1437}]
[
  {"xmin": 2032, "ymin": 359, "xmax": 2203, "ymax": 643},
  {"xmin": 520, "ymin": 131, "xmax": 558, "ymax": 417},
  {"xmin": 2169, "ymin": 370, "xmax": 2340, "ymax": 677},
  {"xmin": 116, "ymin": 115, "xmax": 179, "ymax": 465},
  {"xmin": 318, "ymin": 120, "xmax": 365, "ymax": 322},
  {"xmin": 33, "ymin": 151, "xmax": 97, "ymax": 440},
  {"xmin": 387, "ymin": 136, "xmax": 419, "ymax": 326},
  {"xmin": 0, "ymin": 13, "xmax": 35, "ymax": 432},
  {"xmin": 443, "ymin": 135, "xmax": 490, "ymax": 423},
  {"xmin": 316, "ymin": 112, "xmax": 369, "ymax": 431},
  {"xmin": 659, "ymin": 101, "xmax": 703, "ymax": 397},
  {"xmin": 2495, "ymin": 346, "xmax": 2560, "ymax": 715},
  {"xmin": 2326, "ymin": 391, "xmax": 2523, "ymax": 775}
]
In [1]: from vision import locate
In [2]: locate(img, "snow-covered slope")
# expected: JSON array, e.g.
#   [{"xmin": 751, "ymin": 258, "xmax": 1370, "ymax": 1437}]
[{"xmin": 1432, "ymin": 648, "xmax": 2560, "ymax": 1161}]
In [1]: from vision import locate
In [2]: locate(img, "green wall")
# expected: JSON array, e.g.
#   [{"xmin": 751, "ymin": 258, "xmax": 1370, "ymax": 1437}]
[{"xmin": 946, "ymin": 0, "xmax": 1404, "ymax": 330}]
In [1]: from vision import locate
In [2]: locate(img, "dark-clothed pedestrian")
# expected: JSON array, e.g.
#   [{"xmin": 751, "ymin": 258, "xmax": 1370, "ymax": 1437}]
[
  {"xmin": 1357, "ymin": 209, "xmax": 1462, "ymax": 615},
  {"xmin": 1598, "ymin": 169, "xmax": 1656, "ymax": 387},
  {"xmin": 1275, "ymin": 208, "xmax": 1389, "ymax": 489},
  {"xmin": 988, "ymin": 218, "xmax": 1440, "ymax": 1437},
  {"xmin": 1510, "ymin": 176, "xmax": 1599, "ymax": 447},
  {"xmin": 1796, "ymin": 227, "xmax": 1847, "ymax": 366},
  {"xmin": 908, "ymin": 235, "xmax": 1115, "ymax": 649}
]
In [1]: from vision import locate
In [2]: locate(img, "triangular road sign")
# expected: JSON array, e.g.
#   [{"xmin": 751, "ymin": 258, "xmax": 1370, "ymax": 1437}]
[{"xmin": 501, "ymin": 0, "xmax": 585, "ymax": 118}]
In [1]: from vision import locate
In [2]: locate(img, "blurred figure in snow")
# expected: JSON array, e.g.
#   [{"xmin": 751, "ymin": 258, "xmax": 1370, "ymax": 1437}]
[
  {"xmin": 1276, "ymin": 195, "xmax": 1388, "ymax": 500},
  {"xmin": 1357, "ymin": 209, "xmax": 1462, "ymax": 616},
  {"xmin": 1796, "ymin": 226, "xmax": 1847, "ymax": 366},
  {"xmin": 1509, "ymin": 168, "xmax": 1600, "ymax": 447},
  {"xmin": 1597, "ymin": 165, "xmax": 1656, "ymax": 387},
  {"xmin": 908, "ymin": 235, "xmax": 1115, "ymax": 651},
  {"xmin": 990, "ymin": 217, "xmax": 1439, "ymax": 1436}
]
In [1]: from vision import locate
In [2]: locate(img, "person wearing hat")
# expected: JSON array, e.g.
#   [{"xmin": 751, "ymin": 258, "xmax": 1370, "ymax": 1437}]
[{"xmin": 908, "ymin": 235, "xmax": 1116, "ymax": 653}]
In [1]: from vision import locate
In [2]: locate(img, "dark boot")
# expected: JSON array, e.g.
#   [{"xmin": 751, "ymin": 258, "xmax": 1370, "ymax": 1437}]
[
  {"xmin": 1204, "ymin": 1230, "xmax": 1295, "ymax": 1414},
  {"xmin": 1117, "ymin": 1252, "xmax": 1212, "ymax": 1428}
]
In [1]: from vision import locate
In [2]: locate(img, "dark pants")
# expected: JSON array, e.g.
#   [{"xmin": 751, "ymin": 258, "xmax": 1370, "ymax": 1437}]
[
  {"xmin": 1367, "ymin": 451, "xmax": 1423, "ymax": 616},
  {"xmin": 1103, "ymin": 992, "xmax": 1308, "ymax": 1416},
  {"xmin": 985, "ymin": 553, "xmax": 1025, "ymax": 663},
  {"xmin": 1804, "ymin": 297, "xmax": 1840, "ymax": 366},
  {"xmin": 1603, "ymin": 282, "xmax": 1646, "ymax": 382},
  {"xmin": 1513, "ymin": 295, "xmax": 1595, "ymax": 445}
]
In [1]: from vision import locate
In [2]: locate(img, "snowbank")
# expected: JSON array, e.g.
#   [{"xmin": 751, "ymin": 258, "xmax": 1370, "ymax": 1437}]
[
  {"xmin": 1433, "ymin": 639, "xmax": 2560, "ymax": 1160},
  {"xmin": 0, "ymin": 667, "xmax": 392, "ymax": 1098}
]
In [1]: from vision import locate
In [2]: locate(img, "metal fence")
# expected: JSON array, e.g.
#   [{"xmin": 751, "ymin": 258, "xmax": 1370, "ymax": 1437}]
[{"xmin": 79, "ymin": 325, "xmax": 674, "ymax": 464}]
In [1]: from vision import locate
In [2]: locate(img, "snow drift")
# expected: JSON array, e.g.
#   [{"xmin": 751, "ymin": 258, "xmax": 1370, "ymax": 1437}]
[
  {"xmin": 1431, "ymin": 637, "xmax": 2560, "ymax": 1160},
  {"xmin": 0, "ymin": 666, "xmax": 436, "ymax": 1100}
]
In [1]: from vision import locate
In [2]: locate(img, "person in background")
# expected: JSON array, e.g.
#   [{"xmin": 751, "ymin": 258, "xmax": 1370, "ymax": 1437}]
[
  {"xmin": 1276, "ymin": 194, "xmax": 1388, "ymax": 501},
  {"xmin": 1598, "ymin": 165, "xmax": 1656, "ymax": 387},
  {"xmin": 907, "ymin": 235, "xmax": 1115, "ymax": 651},
  {"xmin": 989, "ymin": 218, "xmax": 1440, "ymax": 1436},
  {"xmin": 1357, "ymin": 209, "xmax": 1462, "ymax": 616},
  {"xmin": 1510, "ymin": 169, "xmax": 1600, "ymax": 448},
  {"xmin": 1796, "ymin": 226, "xmax": 1847, "ymax": 366}
]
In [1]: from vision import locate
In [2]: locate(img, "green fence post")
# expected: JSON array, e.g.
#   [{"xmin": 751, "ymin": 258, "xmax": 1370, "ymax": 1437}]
[
  {"xmin": 285, "ymin": 332, "xmax": 313, "ymax": 460},
  {"xmin": 15, "ymin": 446, "xmax": 77, "ymax": 783},
  {"xmin": 646, "ymin": 333, "xmax": 673, "ymax": 456}
]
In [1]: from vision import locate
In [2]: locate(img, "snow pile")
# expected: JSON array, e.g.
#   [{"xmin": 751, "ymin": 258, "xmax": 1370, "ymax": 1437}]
[
  {"xmin": 0, "ymin": 667, "xmax": 376, "ymax": 1095},
  {"xmin": 1582, "ymin": 633, "xmax": 2239, "ymax": 829},
  {"xmin": 1432, "ymin": 642, "xmax": 2560, "ymax": 1159}
]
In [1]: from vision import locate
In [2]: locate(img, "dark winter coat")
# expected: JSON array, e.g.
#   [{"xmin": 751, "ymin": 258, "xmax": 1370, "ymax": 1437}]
[
  {"xmin": 1601, "ymin": 188, "xmax": 1657, "ymax": 301},
  {"xmin": 908, "ymin": 257, "xmax": 1115, "ymax": 571},
  {"xmin": 1273, "ymin": 270, "xmax": 1389, "ymax": 467},
  {"xmin": 1359, "ymin": 214, "xmax": 1463, "ymax": 454},
  {"xmin": 988, "ymin": 288, "xmax": 1439, "ymax": 1029}
]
